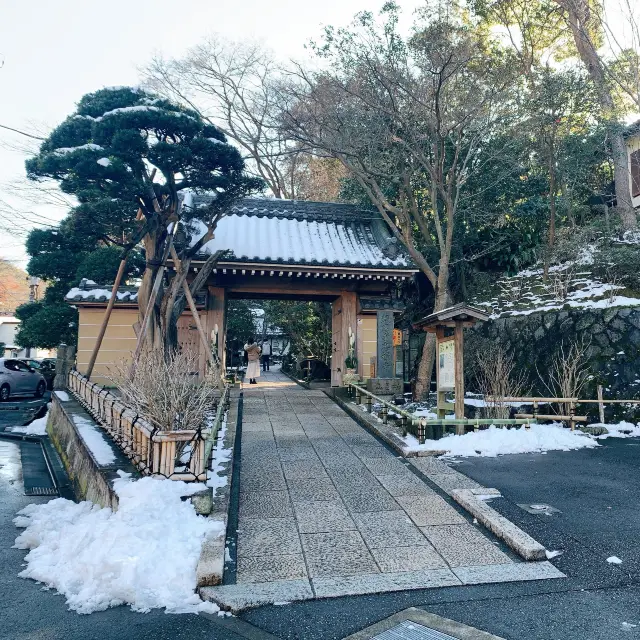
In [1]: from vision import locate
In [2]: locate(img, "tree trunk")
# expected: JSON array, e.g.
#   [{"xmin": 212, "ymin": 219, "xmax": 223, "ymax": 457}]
[
  {"xmin": 556, "ymin": 0, "xmax": 636, "ymax": 229},
  {"xmin": 544, "ymin": 151, "xmax": 557, "ymax": 281},
  {"xmin": 413, "ymin": 283, "xmax": 451, "ymax": 400}
]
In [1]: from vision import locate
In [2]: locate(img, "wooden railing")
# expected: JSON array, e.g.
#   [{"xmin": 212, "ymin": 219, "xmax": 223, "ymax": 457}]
[
  {"xmin": 67, "ymin": 370, "xmax": 229, "ymax": 482},
  {"xmin": 348, "ymin": 384, "xmax": 530, "ymax": 443}
]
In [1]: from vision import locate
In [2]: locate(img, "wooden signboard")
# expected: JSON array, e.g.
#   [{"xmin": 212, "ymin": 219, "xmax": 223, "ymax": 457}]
[{"xmin": 437, "ymin": 338, "xmax": 455, "ymax": 391}]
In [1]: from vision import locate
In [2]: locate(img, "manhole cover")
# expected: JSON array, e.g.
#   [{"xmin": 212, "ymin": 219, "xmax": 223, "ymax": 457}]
[
  {"xmin": 371, "ymin": 621, "xmax": 459, "ymax": 640},
  {"xmin": 517, "ymin": 503, "xmax": 561, "ymax": 515}
]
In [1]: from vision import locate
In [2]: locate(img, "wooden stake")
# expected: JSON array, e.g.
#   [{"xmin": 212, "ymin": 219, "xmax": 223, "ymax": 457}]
[
  {"xmin": 597, "ymin": 385, "xmax": 605, "ymax": 424},
  {"xmin": 86, "ymin": 258, "xmax": 128, "ymax": 380},
  {"xmin": 128, "ymin": 221, "xmax": 178, "ymax": 379},
  {"xmin": 170, "ymin": 246, "xmax": 218, "ymax": 374}
]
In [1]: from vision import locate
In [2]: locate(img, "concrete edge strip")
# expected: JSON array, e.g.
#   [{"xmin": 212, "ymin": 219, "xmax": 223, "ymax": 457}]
[
  {"xmin": 342, "ymin": 606, "xmax": 507, "ymax": 640},
  {"xmin": 196, "ymin": 393, "xmax": 241, "ymax": 588},
  {"xmin": 450, "ymin": 489, "xmax": 547, "ymax": 561}
]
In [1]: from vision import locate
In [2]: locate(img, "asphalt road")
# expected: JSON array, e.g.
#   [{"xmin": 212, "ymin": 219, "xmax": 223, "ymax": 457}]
[{"xmin": 3, "ymin": 395, "xmax": 640, "ymax": 640}]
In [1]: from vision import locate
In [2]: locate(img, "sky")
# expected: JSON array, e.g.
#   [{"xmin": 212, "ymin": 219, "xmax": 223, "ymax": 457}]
[{"xmin": 0, "ymin": 0, "xmax": 424, "ymax": 266}]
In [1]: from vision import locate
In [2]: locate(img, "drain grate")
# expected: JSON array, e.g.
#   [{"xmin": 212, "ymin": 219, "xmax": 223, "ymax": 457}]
[
  {"xmin": 371, "ymin": 621, "xmax": 459, "ymax": 640},
  {"xmin": 24, "ymin": 486, "xmax": 58, "ymax": 496}
]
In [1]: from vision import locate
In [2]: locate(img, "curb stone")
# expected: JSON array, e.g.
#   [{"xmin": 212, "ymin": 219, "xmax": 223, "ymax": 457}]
[{"xmin": 451, "ymin": 489, "xmax": 547, "ymax": 561}]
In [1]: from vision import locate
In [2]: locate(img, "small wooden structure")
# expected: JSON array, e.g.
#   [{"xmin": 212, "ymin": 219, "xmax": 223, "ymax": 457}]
[{"xmin": 414, "ymin": 304, "xmax": 489, "ymax": 422}]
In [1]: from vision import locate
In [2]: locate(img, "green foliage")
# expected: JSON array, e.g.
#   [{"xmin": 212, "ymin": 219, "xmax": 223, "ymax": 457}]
[
  {"xmin": 226, "ymin": 300, "xmax": 257, "ymax": 347},
  {"xmin": 262, "ymin": 300, "xmax": 332, "ymax": 366},
  {"xmin": 15, "ymin": 302, "xmax": 78, "ymax": 349},
  {"xmin": 25, "ymin": 85, "xmax": 262, "ymax": 351},
  {"xmin": 0, "ymin": 342, "xmax": 5, "ymax": 357},
  {"xmin": 75, "ymin": 246, "xmax": 144, "ymax": 284}
]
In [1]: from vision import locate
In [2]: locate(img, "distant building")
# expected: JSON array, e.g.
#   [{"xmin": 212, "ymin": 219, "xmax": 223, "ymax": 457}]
[
  {"xmin": 626, "ymin": 120, "xmax": 640, "ymax": 211},
  {"xmin": 0, "ymin": 315, "xmax": 53, "ymax": 358}
]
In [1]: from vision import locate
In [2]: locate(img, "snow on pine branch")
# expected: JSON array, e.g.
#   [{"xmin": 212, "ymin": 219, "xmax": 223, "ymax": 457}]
[{"xmin": 53, "ymin": 143, "xmax": 104, "ymax": 155}]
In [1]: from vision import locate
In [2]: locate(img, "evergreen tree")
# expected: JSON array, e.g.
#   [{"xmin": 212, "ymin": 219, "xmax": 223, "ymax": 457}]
[{"xmin": 26, "ymin": 87, "xmax": 262, "ymax": 353}]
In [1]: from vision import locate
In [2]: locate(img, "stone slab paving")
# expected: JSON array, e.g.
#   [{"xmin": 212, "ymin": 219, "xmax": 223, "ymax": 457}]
[{"xmin": 203, "ymin": 369, "xmax": 565, "ymax": 610}]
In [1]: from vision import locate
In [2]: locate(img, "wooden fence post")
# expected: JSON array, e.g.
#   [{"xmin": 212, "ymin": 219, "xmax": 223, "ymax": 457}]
[{"xmin": 597, "ymin": 385, "xmax": 605, "ymax": 424}]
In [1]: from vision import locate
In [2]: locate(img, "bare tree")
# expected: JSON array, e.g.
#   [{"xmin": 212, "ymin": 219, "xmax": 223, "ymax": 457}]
[
  {"xmin": 540, "ymin": 338, "xmax": 591, "ymax": 417},
  {"xmin": 110, "ymin": 349, "xmax": 219, "ymax": 432},
  {"xmin": 143, "ymin": 37, "xmax": 305, "ymax": 199},
  {"xmin": 475, "ymin": 343, "xmax": 529, "ymax": 419},
  {"xmin": 279, "ymin": 6, "xmax": 519, "ymax": 397}
]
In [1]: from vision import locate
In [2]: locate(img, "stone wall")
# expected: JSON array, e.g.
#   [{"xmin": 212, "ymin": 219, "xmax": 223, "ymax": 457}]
[{"xmin": 471, "ymin": 306, "xmax": 640, "ymax": 420}]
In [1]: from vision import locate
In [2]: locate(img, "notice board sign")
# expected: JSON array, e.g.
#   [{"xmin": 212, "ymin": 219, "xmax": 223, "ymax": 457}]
[{"xmin": 438, "ymin": 339, "xmax": 455, "ymax": 391}]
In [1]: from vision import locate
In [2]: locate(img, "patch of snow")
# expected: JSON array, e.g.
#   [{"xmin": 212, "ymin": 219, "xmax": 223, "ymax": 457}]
[
  {"xmin": 54, "ymin": 391, "xmax": 70, "ymax": 402},
  {"xmin": 54, "ymin": 143, "xmax": 104, "ymax": 156},
  {"xmin": 96, "ymin": 157, "xmax": 112, "ymax": 167},
  {"xmin": 11, "ymin": 409, "xmax": 49, "ymax": 436},
  {"xmin": 545, "ymin": 550, "xmax": 563, "ymax": 559},
  {"xmin": 607, "ymin": 556, "xmax": 623, "ymax": 564},
  {"xmin": 71, "ymin": 415, "xmax": 116, "ymax": 465},
  {"xmin": 593, "ymin": 422, "xmax": 640, "ymax": 439},
  {"xmin": 207, "ymin": 414, "xmax": 232, "ymax": 494},
  {"xmin": 13, "ymin": 474, "xmax": 223, "ymax": 615},
  {"xmin": 207, "ymin": 137, "xmax": 225, "ymax": 144},
  {"xmin": 403, "ymin": 424, "xmax": 600, "ymax": 457}
]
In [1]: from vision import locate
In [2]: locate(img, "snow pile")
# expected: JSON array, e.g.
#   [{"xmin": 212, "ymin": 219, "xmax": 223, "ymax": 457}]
[
  {"xmin": 14, "ymin": 473, "xmax": 223, "ymax": 615},
  {"xmin": 54, "ymin": 391, "xmax": 70, "ymax": 402},
  {"xmin": 403, "ymin": 423, "xmax": 600, "ymax": 457},
  {"xmin": 593, "ymin": 422, "xmax": 640, "ymax": 439},
  {"xmin": 11, "ymin": 409, "xmax": 49, "ymax": 436},
  {"xmin": 72, "ymin": 415, "xmax": 116, "ymax": 466}
]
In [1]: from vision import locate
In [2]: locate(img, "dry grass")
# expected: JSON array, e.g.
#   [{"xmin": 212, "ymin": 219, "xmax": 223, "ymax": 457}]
[{"xmin": 110, "ymin": 349, "xmax": 219, "ymax": 432}]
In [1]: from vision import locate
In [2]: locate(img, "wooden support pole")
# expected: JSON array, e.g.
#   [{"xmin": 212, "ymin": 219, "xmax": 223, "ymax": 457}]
[
  {"xmin": 170, "ymin": 246, "xmax": 218, "ymax": 374},
  {"xmin": 454, "ymin": 320, "xmax": 465, "ymax": 425},
  {"xmin": 86, "ymin": 258, "xmax": 128, "ymax": 380},
  {"xmin": 597, "ymin": 385, "xmax": 605, "ymax": 424},
  {"xmin": 129, "ymin": 221, "xmax": 178, "ymax": 379}
]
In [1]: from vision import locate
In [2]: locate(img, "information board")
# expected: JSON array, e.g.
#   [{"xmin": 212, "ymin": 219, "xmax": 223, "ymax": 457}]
[{"xmin": 438, "ymin": 339, "xmax": 455, "ymax": 391}]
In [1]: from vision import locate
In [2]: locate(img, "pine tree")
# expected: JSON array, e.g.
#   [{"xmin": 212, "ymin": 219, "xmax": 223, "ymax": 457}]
[{"xmin": 26, "ymin": 87, "xmax": 262, "ymax": 353}]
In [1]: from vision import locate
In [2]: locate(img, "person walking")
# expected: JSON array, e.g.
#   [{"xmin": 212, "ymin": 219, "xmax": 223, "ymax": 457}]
[
  {"xmin": 244, "ymin": 337, "xmax": 261, "ymax": 385},
  {"xmin": 261, "ymin": 340, "xmax": 271, "ymax": 372}
]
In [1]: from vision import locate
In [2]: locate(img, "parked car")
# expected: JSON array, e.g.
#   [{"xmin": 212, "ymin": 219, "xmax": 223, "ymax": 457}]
[
  {"xmin": 19, "ymin": 358, "xmax": 57, "ymax": 390},
  {"xmin": 0, "ymin": 358, "xmax": 47, "ymax": 400}
]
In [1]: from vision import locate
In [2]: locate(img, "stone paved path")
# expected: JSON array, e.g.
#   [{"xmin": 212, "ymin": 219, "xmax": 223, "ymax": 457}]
[{"xmin": 204, "ymin": 369, "xmax": 564, "ymax": 609}]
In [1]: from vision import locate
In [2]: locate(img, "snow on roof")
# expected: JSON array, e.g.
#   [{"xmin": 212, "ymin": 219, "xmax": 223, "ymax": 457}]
[
  {"xmin": 186, "ymin": 197, "xmax": 412, "ymax": 269},
  {"xmin": 65, "ymin": 280, "xmax": 139, "ymax": 305},
  {"xmin": 0, "ymin": 316, "xmax": 19, "ymax": 324}
]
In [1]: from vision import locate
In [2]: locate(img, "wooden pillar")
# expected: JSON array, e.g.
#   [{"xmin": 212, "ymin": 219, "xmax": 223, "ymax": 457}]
[
  {"xmin": 454, "ymin": 320, "xmax": 464, "ymax": 423},
  {"xmin": 208, "ymin": 286, "xmax": 226, "ymax": 369},
  {"xmin": 331, "ymin": 298, "xmax": 343, "ymax": 387},
  {"xmin": 331, "ymin": 292, "xmax": 357, "ymax": 386}
]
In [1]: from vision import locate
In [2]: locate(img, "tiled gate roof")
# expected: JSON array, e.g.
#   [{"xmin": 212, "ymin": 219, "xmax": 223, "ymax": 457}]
[{"xmin": 185, "ymin": 196, "xmax": 412, "ymax": 269}]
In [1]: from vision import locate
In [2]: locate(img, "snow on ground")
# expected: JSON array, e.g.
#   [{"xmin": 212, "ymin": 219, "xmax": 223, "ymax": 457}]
[
  {"xmin": 593, "ymin": 422, "xmax": 640, "ymax": 439},
  {"xmin": 11, "ymin": 409, "xmax": 49, "ymax": 436},
  {"xmin": 403, "ymin": 423, "xmax": 600, "ymax": 457},
  {"xmin": 13, "ymin": 473, "xmax": 223, "ymax": 615},
  {"xmin": 54, "ymin": 391, "xmax": 70, "ymax": 401},
  {"xmin": 207, "ymin": 414, "xmax": 232, "ymax": 494},
  {"xmin": 71, "ymin": 415, "xmax": 116, "ymax": 466}
]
